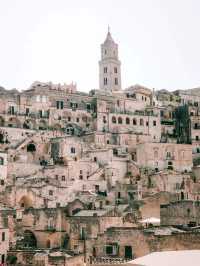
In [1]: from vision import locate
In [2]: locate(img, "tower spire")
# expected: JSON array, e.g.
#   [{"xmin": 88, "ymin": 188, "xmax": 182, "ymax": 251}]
[{"xmin": 99, "ymin": 29, "xmax": 121, "ymax": 91}]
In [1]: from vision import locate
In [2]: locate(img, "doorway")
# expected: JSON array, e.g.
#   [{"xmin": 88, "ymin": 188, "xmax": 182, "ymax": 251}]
[{"xmin": 125, "ymin": 246, "xmax": 132, "ymax": 259}]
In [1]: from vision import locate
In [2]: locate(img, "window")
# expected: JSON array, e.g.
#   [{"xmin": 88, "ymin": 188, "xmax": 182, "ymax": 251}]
[
  {"xmin": 0, "ymin": 157, "xmax": 4, "ymax": 165},
  {"xmin": 118, "ymin": 117, "xmax": 123, "ymax": 124},
  {"xmin": 36, "ymin": 95, "xmax": 40, "ymax": 102},
  {"xmin": 86, "ymin": 103, "xmax": 91, "ymax": 112},
  {"xmin": 104, "ymin": 67, "xmax": 107, "ymax": 73},
  {"xmin": 114, "ymin": 67, "xmax": 118, "ymax": 73},
  {"xmin": 126, "ymin": 117, "xmax": 130, "ymax": 124},
  {"xmin": 10, "ymin": 106, "xmax": 15, "ymax": 115},
  {"xmin": 112, "ymin": 116, "xmax": 116, "ymax": 124},
  {"xmin": 105, "ymin": 245, "xmax": 118, "ymax": 256},
  {"xmin": 103, "ymin": 116, "xmax": 107, "ymax": 123},
  {"xmin": 70, "ymin": 102, "xmax": 78, "ymax": 109},
  {"xmin": 153, "ymin": 120, "xmax": 157, "ymax": 126},
  {"xmin": 133, "ymin": 118, "xmax": 137, "ymax": 125},
  {"xmin": 71, "ymin": 147, "xmax": 76, "ymax": 154},
  {"xmin": 1, "ymin": 254, "xmax": 5, "ymax": 264},
  {"xmin": 115, "ymin": 78, "xmax": 118, "ymax": 85},
  {"xmin": 56, "ymin": 101, "xmax": 64, "ymax": 109},
  {"xmin": 196, "ymin": 136, "xmax": 199, "ymax": 141},
  {"xmin": 80, "ymin": 227, "xmax": 86, "ymax": 240},
  {"xmin": 68, "ymin": 117, "xmax": 71, "ymax": 121},
  {"xmin": 154, "ymin": 150, "xmax": 158, "ymax": 158},
  {"xmin": 104, "ymin": 78, "xmax": 107, "ymax": 85},
  {"xmin": 104, "ymin": 49, "xmax": 107, "ymax": 55},
  {"xmin": 140, "ymin": 119, "xmax": 144, "ymax": 126},
  {"xmin": 42, "ymin": 95, "xmax": 47, "ymax": 103},
  {"xmin": 2, "ymin": 232, "xmax": 5, "ymax": 241},
  {"xmin": 168, "ymin": 161, "xmax": 173, "ymax": 170},
  {"xmin": 0, "ymin": 180, "xmax": 4, "ymax": 186},
  {"xmin": 61, "ymin": 176, "xmax": 65, "ymax": 181},
  {"xmin": 166, "ymin": 151, "xmax": 171, "ymax": 158},
  {"xmin": 146, "ymin": 121, "xmax": 149, "ymax": 126},
  {"xmin": 76, "ymin": 117, "xmax": 79, "ymax": 122},
  {"xmin": 26, "ymin": 108, "xmax": 30, "ymax": 115},
  {"xmin": 49, "ymin": 190, "xmax": 53, "ymax": 196}
]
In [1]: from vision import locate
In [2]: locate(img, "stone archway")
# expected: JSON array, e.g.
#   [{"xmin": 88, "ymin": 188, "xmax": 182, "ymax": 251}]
[
  {"xmin": 23, "ymin": 230, "xmax": 37, "ymax": 248},
  {"xmin": 19, "ymin": 195, "xmax": 33, "ymax": 209}
]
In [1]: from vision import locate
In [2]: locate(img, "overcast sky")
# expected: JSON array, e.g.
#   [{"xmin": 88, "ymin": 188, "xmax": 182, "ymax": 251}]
[{"xmin": 0, "ymin": 0, "xmax": 200, "ymax": 92}]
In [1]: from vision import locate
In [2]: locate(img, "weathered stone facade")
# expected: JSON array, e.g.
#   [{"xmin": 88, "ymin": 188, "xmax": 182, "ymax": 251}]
[{"xmin": 0, "ymin": 29, "xmax": 200, "ymax": 265}]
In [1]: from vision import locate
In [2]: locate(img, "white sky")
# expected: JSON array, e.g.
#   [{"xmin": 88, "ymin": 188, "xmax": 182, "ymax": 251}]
[{"xmin": 1, "ymin": 0, "xmax": 200, "ymax": 92}]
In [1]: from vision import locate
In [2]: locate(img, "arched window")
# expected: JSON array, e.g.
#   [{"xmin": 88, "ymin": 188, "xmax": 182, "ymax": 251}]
[
  {"xmin": 140, "ymin": 119, "xmax": 144, "ymax": 126},
  {"xmin": 48, "ymin": 218, "xmax": 54, "ymax": 228},
  {"xmin": 71, "ymin": 147, "xmax": 76, "ymax": 154},
  {"xmin": 24, "ymin": 230, "xmax": 37, "ymax": 248},
  {"xmin": 133, "ymin": 118, "xmax": 137, "ymax": 125},
  {"xmin": 118, "ymin": 117, "xmax": 123, "ymax": 124},
  {"xmin": 154, "ymin": 150, "xmax": 158, "ymax": 159},
  {"xmin": 0, "ymin": 157, "xmax": 4, "ymax": 165},
  {"xmin": 126, "ymin": 117, "xmax": 130, "ymax": 124},
  {"xmin": 112, "ymin": 116, "xmax": 116, "ymax": 124}
]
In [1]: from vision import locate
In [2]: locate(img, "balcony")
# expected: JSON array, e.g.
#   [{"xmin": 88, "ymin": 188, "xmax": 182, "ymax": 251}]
[
  {"xmin": 91, "ymin": 257, "xmax": 132, "ymax": 265},
  {"xmin": 161, "ymin": 119, "xmax": 174, "ymax": 125},
  {"xmin": 0, "ymin": 111, "xmax": 49, "ymax": 120},
  {"xmin": 110, "ymin": 108, "xmax": 158, "ymax": 117}
]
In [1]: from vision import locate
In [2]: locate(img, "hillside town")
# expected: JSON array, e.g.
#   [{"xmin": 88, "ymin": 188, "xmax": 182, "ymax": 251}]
[{"xmin": 0, "ymin": 30, "xmax": 200, "ymax": 266}]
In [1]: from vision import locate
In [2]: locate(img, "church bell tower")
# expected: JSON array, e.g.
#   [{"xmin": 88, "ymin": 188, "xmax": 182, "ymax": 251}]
[{"xmin": 99, "ymin": 28, "xmax": 121, "ymax": 91}]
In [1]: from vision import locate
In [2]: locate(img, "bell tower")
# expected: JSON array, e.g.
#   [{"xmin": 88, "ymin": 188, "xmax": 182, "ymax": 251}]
[{"xmin": 99, "ymin": 28, "xmax": 121, "ymax": 91}]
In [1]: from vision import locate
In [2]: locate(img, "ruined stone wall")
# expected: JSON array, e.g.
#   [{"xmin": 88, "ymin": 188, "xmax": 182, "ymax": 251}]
[
  {"xmin": 88, "ymin": 228, "xmax": 200, "ymax": 259},
  {"xmin": 160, "ymin": 200, "xmax": 200, "ymax": 225}
]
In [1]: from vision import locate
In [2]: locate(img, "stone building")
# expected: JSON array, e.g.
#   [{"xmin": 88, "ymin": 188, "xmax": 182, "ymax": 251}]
[
  {"xmin": 160, "ymin": 200, "xmax": 200, "ymax": 226},
  {"xmin": 136, "ymin": 142, "xmax": 193, "ymax": 172},
  {"xmin": 0, "ymin": 29, "xmax": 200, "ymax": 265}
]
